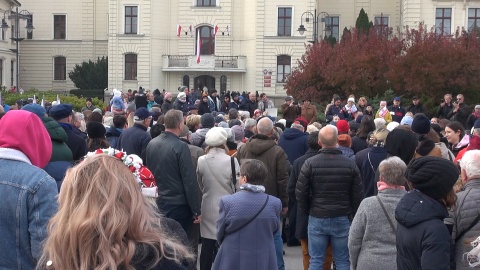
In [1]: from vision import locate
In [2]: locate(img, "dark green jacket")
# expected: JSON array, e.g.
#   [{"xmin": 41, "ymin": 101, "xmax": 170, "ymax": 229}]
[{"xmin": 42, "ymin": 117, "xmax": 73, "ymax": 162}]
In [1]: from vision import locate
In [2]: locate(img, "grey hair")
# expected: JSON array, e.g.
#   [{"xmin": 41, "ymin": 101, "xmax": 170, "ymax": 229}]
[
  {"xmin": 240, "ymin": 159, "xmax": 268, "ymax": 185},
  {"xmin": 461, "ymin": 150, "xmax": 480, "ymax": 180},
  {"xmin": 291, "ymin": 123, "xmax": 304, "ymax": 132},
  {"xmin": 378, "ymin": 156, "xmax": 407, "ymax": 186},
  {"xmin": 374, "ymin": 118, "xmax": 387, "ymax": 130},
  {"xmin": 164, "ymin": 110, "xmax": 183, "ymax": 129},
  {"xmin": 244, "ymin": 118, "xmax": 257, "ymax": 129},
  {"xmin": 257, "ymin": 118, "xmax": 274, "ymax": 135}
]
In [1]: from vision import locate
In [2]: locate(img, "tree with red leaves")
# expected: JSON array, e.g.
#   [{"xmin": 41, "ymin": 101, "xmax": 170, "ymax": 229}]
[{"xmin": 285, "ymin": 23, "xmax": 480, "ymax": 104}]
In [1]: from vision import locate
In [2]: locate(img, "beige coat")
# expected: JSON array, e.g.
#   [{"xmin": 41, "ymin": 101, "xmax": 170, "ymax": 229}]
[{"xmin": 196, "ymin": 147, "xmax": 240, "ymax": 240}]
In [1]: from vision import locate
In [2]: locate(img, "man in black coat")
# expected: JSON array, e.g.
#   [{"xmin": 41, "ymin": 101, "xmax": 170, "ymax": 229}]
[
  {"xmin": 447, "ymin": 94, "xmax": 471, "ymax": 128},
  {"xmin": 116, "ymin": 107, "xmax": 152, "ymax": 161},
  {"xmin": 296, "ymin": 125, "xmax": 363, "ymax": 270},
  {"xmin": 50, "ymin": 104, "xmax": 87, "ymax": 161},
  {"xmin": 287, "ymin": 131, "xmax": 331, "ymax": 270}
]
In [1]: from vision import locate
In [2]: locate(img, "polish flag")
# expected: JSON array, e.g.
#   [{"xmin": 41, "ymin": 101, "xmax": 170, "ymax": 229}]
[
  {"xmin": 214, "ymin": 24, "xmax": 219, "ymax": 36},
  {"xmin": 196, "ymin": 30, "xmax": 201, "ymax": 63},
  {"xmin": 177, "ymin": 24, "xmax": 182, "ymax": 37}
]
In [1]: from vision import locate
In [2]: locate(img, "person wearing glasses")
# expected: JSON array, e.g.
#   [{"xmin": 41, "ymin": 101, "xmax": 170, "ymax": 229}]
[{"xmin": 447, "ymin": 94, "xmax": 470, "ymax": 128}]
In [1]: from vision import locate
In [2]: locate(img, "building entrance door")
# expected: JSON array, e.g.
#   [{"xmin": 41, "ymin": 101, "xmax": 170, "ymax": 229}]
[{"xmin": 194, "ymin": 75, "xmax": 215, "ymax": 93}]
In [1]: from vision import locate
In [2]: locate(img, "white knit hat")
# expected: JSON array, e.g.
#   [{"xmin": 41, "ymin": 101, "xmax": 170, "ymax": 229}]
[{"xmin": 205, "ymin": 127, "xmax": 228, "ymax": 147}]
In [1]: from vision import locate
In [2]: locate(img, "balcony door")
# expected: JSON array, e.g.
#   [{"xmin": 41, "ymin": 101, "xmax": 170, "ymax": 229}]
[{"xmin": 194, "ymin": 75, "xmax": 215, "ymax": 93}]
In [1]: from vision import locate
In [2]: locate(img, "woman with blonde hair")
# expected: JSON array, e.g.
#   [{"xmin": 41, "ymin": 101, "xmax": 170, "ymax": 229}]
[{"xmin": 38, "ymin": 154, "xmax": 192, "ymax": 270}]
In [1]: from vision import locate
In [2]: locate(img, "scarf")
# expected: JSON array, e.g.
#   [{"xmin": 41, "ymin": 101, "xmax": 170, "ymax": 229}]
[
  {"xmin": 377, "ymin": 181, "xmax": 406, "ymax": 191},
  {"xmin": 378, "ymin": 107, "xmax": 388, "ymax": 118},
  {"xmin": 239, "ymin": 183, "xmax": 265, "ymax": 193},
  {"xmin": 473, "ymin": 112, "xmax": 480, "ymax": 118}
]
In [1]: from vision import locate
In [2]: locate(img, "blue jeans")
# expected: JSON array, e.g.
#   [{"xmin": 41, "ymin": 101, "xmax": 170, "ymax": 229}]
[
  {"xmin": 308, "ymin": 215, "xmax": 350, "ymax": 270},
  {"xmin": 274, "ymin": 229, "xmax": 285, "ymax": 270}
]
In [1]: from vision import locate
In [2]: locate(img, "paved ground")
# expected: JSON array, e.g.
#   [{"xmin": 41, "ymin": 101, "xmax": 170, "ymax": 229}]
[{"xmin": 197, "ymin": 243, "xmax": 304, "ymax": 270}]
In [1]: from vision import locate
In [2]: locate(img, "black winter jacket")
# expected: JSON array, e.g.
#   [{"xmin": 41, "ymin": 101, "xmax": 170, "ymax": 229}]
[
  {"xmin": 287, "ymin": 149, "xmax": 318, "ymax": 240},
  {"xmin": 295, "ymin": 148, "xmax": 364, "ymax": 219},
  {"xmin": 145, "ymin": 131, "xmax": 201, "ymax": 216},
  {"xmin": 395, "ymin": 190, "xmax": 451, "ymax": 270},
  {"xmin": 116, "ymin": 124, "xmax": 151, "ymax": 161}
]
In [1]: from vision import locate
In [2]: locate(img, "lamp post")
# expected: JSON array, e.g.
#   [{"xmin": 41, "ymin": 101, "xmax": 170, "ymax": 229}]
[
  {"xmin": 1, "ymin": 6, "xmax": 34, "ymax": 92},
  {"xmin": 297, "ymin": 9, "xmax": 330, "ymax": 43}
]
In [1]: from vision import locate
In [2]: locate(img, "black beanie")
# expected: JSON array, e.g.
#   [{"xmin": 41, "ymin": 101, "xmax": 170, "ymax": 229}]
[
  {"xmin": 411, "ymin": 114, "xmax": 431, "ymax": 135},
  {"xmin": 385, "ymin": 129, "xmax": 419, "ymax": 164},
  {"xmin": 406, "ymin": 156, "xmax": 458, "ymax": 199},
  {"xmin": 201, "ymin": 113, "xmax": 215, "ymax": 128},
  {"xmin": 86, "ymin": 121, "xmax": 106, "ymax": 139}
]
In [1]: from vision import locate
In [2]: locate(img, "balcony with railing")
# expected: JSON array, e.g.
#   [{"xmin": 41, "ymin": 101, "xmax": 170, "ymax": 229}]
[{"xmin": 162, "ymin": 55, "xmax": 246, "ymax": 72}]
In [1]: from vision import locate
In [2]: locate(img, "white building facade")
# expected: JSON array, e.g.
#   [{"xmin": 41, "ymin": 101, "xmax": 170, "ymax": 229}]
[
  {"xmin": 0, "ymin": 0, "xmax": 22, "ymax": 91},
  {"xmin": 11, "ymin": 0, "xmax": 480, "ymax": 96}
]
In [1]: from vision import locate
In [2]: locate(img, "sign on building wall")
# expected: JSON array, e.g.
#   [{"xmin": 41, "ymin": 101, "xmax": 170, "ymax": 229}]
[{"xmin": 263, "ymin": 69, "xmax": 272, "ymax": 87}]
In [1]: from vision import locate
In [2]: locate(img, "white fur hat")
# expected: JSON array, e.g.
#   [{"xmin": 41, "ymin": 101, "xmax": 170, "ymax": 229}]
[{"xmin": 205, "ymin": 127, "xmax": 228, "ymax": 147}]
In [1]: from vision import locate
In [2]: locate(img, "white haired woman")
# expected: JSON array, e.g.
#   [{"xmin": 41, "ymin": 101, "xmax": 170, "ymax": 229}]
[
  {"xmin": 348, "ymin": 156, "xmax": 407, "ymax": 270},
  {"xmin": 375, "ymin": 101, "xmax": 392, "ymax": 123},
  {"xmin": 196, "ymin": 127, "xmax": 240, "ymax": 270}
]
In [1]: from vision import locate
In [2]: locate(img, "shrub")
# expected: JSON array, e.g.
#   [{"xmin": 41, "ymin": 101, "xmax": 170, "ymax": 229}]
[{"xmin": 1, "ymin": 90, "xmax": 105, "ymax": 112}]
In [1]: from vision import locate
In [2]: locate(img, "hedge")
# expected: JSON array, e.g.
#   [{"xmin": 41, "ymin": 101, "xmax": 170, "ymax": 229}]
[{"xmin": 1, "ymin": 90, "xmax": 105, "ymax": 112}]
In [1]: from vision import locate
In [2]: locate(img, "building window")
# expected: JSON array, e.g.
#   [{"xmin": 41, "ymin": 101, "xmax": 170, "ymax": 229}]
[
  {"xmin": 325, "ymin": 16, "xmax": 339, "ymax": 41},
  {"xmin": 197, "ymin": 0, "xmax": 216, "ymax": 7},
  {"xmin": 54, "ymin": 56, "xmax": 66, "ymax": 80},
  {"xmin": 0, "ymin": 59, "xmax": 3, "ymax": 85},
  {"xmin": 183, "ymin": 75, "xmax": 190, "ymax": 87},
  {"xmin": 197, "ymin": 26, "xmax": 215, "ymax": 55},
  {"xmin": 220, "ymin": 75, "xmax": 227, "ymax": 93},
  {"xmin": 374, "ymin": 15, "xmax": 389, "ymax": 36},
  {"xmin": 26, "ymin": 15, "xmax": 33, "ymax": 39},
  {"xmin": 54, "ymin": 15, "xmax": 66, "ymax": 39},
  {"xmin": 277, "ymin": 55, "xmax": 291, "ymax": 83},
  {"xmin": 435, "ymin": 8, "xmax": 452, "ymax": 35},
  {"xmin": 278, "ymin": 7, "xmax": 292, "ymax": 36},
  {"xmin": 125, "ymin": 6, "xmax": 138, "ymax": 34},
  {"xmin": 125, "ymin": 54, "xmax": 137, "ymax": 80},
  {"xmin": 468, "ymin": 8, "xmax": 480, "ymax": 32}
]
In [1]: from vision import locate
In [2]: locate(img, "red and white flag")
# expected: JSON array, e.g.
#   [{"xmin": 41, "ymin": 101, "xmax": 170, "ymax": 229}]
[
  {"xmin": 196, "ymin": 29, "xmax": 202, "ymax": 63},
  {"xmin": 214, "ymin": 24, "xmax": 219, "ymax": 36},
  {"xmin": 176, "ymin": 24, "xmax": 182, "ymax": 37}
]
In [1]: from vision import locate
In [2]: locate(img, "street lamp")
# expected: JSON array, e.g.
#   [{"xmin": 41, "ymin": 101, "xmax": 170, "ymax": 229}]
[
  {"xmin": 297, "ymin": 9, "xmax": 330, "ymax": 43},
  {"xmin": 1, "ymin": 7, "xmax": 34, "ymax": 93}
]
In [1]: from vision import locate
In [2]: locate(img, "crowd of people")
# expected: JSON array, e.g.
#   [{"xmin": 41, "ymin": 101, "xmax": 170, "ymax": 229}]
[{"xmin": 1, "ymin": 86, "xmax": 480, "ymax": 270}]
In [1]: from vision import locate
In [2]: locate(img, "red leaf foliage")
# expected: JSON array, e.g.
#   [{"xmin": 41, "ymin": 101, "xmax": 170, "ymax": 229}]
[{"xmin": 285, "ymin": 24, "xmax": 480, "ymax": 102}]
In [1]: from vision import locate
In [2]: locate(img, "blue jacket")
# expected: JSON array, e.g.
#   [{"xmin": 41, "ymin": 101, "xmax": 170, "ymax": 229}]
[
  {"xmin": 213, "ymin": 191, "xmax": 281, "ymax": 270},
  {"xmin": 355, "ymin": 146, "xmax": 388, "ymax": 197},
  {"xmin": 0, "ymin": 152, "xmax": 58, "ymax": 269},
  {"xmin": 116, "ymin": 123, "xmax": 151, "ymax": 161},
  {"xmin": 326, "ymin": 105, "xmax": 346, "ymax": 122},
  {"xmin": 105, "ymin": 125, "xmax": 122, "ymax": 149},
  {"xmin": 278, "ymin": 128, "xmax": 308, "ymax": 164},
  {"xmin": 395, "ymin": 190, "xmax": 451, "ymax": 270}
]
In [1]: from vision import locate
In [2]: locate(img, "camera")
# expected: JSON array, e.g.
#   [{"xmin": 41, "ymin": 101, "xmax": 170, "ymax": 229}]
[{"xmin": 440, "ymin": 99, "xmax": 444, "ymax": 102}]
